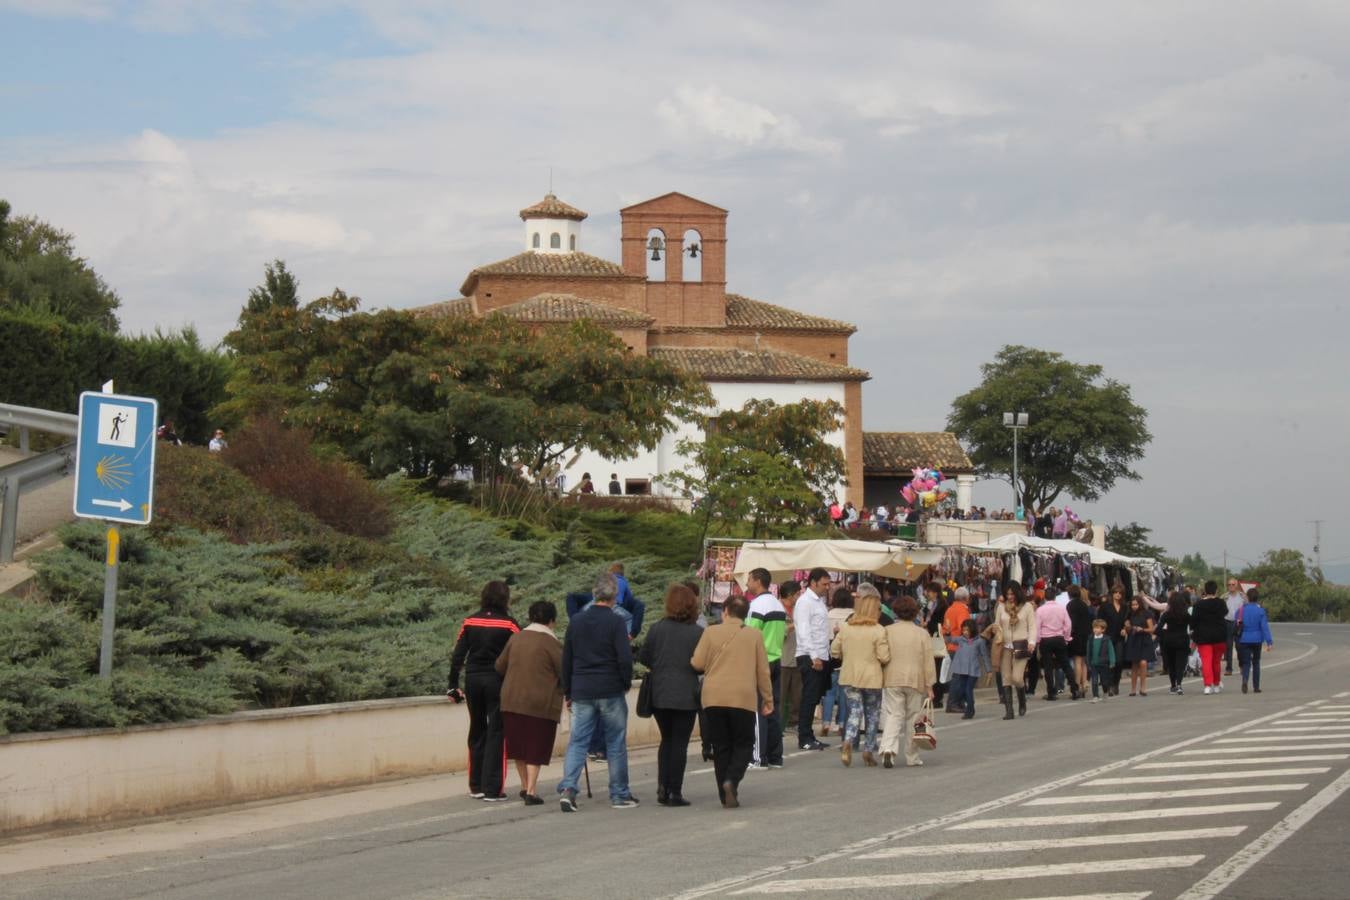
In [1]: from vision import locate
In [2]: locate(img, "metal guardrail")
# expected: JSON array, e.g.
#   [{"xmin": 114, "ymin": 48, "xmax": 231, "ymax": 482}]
[
  {"xmin": 0, "ymin": 402, "xmax": 79, "ymax": 455},
  {"xmin": 0, "ymin": 442, "xmax": 75, "ymax": 564}
]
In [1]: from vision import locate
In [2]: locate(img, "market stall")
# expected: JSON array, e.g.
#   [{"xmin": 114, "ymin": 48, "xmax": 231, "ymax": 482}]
[{"xmin": 729, "ymin": 539, "xmax": 944, "ymax": 586}]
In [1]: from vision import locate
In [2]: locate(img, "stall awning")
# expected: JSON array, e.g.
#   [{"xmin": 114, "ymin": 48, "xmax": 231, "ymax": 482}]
[
  {"xmin": 960, "ymin": 533, "xmax": 1153, "ymax": 567},
  {"xmin": 731, "ymin": 539, "xmax": 944, "ymax": 585}
]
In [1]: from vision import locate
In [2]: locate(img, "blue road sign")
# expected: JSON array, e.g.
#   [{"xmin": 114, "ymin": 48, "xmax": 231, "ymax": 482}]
[{"xmin": 73, "ymin": 391, "xmax": 158, "ymax": 525}]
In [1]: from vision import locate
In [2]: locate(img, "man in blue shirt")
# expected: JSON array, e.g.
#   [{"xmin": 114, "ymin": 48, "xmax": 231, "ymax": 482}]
[{"xmin": 558, "ymin": 571, "xmax": 639, "ymax": 811}]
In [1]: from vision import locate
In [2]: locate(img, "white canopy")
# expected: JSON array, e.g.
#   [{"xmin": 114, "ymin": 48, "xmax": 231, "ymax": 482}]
[
  {"xmin": 961, "ymin": 533, "xmax": 1152, "ymax": 567},
  {"xmin": 730, "ymin": 539, "xmax": 945, "ymax": 585}
]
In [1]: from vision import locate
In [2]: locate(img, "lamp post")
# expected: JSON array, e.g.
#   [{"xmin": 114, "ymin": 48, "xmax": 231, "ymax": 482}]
[{"xmin": 1002, "ymin": 412, "xmax": 1028, "ymax": 518}]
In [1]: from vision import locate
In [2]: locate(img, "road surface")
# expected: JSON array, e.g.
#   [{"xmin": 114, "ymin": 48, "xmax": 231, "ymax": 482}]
[{"xmin": 3, "ymin": 622, "xmax": 1348, "ymax": 900}]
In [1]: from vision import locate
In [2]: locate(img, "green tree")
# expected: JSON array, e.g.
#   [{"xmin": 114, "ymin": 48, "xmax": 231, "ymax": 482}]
[
  {"xmin": 1105, "ymin": 521, "xmax": 1166, "ymax": 559},
  {"xmin": 947, "ymin": 345, "xmax": 1151, "ymax": 513},
  {"xmin": 664, "ymin": 399, "xmax": 847, "ymax": 542},
  {"xmin": 245, "ymin": 259, "xmax": 299, "ymax": 314},
  {"xmin": 0, "ymin": 199, "xmax": 121, "ymax": 331}
]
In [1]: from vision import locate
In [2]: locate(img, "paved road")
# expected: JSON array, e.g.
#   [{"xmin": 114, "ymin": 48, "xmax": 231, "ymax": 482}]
[
  {"xmin": 3, "ymin": 622, "xmax": 1349, "ymax": 900},
  {"xmin": 0, "ymin": 446, "xmax": 75, "ymax": 547}
]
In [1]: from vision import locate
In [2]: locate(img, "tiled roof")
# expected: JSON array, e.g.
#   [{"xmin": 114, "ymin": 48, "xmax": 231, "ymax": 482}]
[
  {"xmin": 863, "ymin": 432, "xmax": 974, "ymax": 475},
  {"xmin": 649, "ymin": 347, "xmax": 869, "ymax": 382},
  {"xmin": 725, "ymin": 294, "xmax": 856, "ymax": 333},
  {"xmin": 410, "ymin": 297, "xmax": 474, "ymax": 320},
  {"xmin": 492, "ymin": 293, "xmax": 653, "ymax": 327},
  {"xmin": 519, "ymin": 193, "xmax": 588, "ymax": 221},
  {"xmin": 461, "ymin": 251, "xmax": 631, "ymax": 295}
]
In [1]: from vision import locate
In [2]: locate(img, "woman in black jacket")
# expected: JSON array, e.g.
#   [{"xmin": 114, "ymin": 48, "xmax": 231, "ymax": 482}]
[
  {"xmin": 639, "ymin": 583, "xmax": 704, "ymax": 807},
  {"xmin": 448, "ymin": 581, "xmax": 520, "ymax": 802},
  {"xmin": 1190, "ymin": 580, "xmax": 1230, "ymax": 694},
  {"xmin": 1100, "ymin": 585, "xmax": 1130, "ymax": 696},
  {"xmin": 1066, "ymin": 586, "xmax": 1094, "ymax": 697},
  {"xmin": 1158, "ymin": 593, "xmax": 1192, "ymax": 695}
]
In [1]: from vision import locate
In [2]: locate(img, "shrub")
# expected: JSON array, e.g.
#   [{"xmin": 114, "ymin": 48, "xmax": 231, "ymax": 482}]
[{"xmin": 222, "ymin": 418, "xmax": 392, "ymax": 539}]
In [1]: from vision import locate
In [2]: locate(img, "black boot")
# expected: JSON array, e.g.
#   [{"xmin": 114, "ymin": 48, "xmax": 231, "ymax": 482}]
[
  {"xmin": 1016, "ymin": 688, "xmax": 1027, "ymax": 717},
  {"xmin": 1002, "ymin": 688, "xmax": 1015, "ymax": 720}
]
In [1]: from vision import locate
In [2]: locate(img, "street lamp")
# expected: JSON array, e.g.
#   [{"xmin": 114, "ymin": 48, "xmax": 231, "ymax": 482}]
[{"xmin": 1003, "ymin": 412, "xmax": 1029, "ymax": 518}]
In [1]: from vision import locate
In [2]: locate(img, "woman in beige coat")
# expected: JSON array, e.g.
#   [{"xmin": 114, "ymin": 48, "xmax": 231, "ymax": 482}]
[
  {"xmin": 995, "ymin": 582, "xmax": 1039, "ymax": 720},
  {"xmin": 830, "ymin": 592, "xmax": 890, "ymax": 767},
  {"xmin": 879, "ymin": 594, "xmax": 932, "ymax": 768},
  {"xmin": 691, "ymin": 595, "xmax": 773, "ymax": 809}
]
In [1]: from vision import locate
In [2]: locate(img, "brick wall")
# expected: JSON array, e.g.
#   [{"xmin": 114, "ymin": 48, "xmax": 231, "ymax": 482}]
[
  {"xmin": 843, "ymin": 381, "xmax": 865, "ymax": 505},
  {"xmin": 473, "ymin": 274, "xmax": 647, "ymax": 314},
  {"xmin": 648, "ymin": 329, "xmax": 851, "ymax": 365}
]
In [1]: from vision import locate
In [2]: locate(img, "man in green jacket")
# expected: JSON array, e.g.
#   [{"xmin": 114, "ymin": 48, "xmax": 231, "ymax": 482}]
[{"xmin": 746, "ymin": 567, "xmax": 787, "ymax": 768}]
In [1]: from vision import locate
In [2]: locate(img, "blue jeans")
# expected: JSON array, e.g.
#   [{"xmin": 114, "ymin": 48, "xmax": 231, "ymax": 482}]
[
  {"xmin": 558, "ymin": 696, "xmax": 631, "ymax": 802},
  {"xmin": 1238, "ymin": 643, "xmax": 1263, "ymax": 690},
  {"xmin": 949, "ymin": 673, "xmax": 976, "ymax": 715},
  {"xmin": 843, "ymin": 686, "xmax": 882, "ymax": 753},
  {"xmin": 821, "ymin": 670, "xmax": 848, "ymax": 727}
]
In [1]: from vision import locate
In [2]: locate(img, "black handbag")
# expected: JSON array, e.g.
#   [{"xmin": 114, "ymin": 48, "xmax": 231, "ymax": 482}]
[
  {"xmin": 1012, "ymin": 639, "xmax": 1032, "ymax": 660},
  {"xmin": 636, "ymin": 672, "xmax": 654, "ymax": 718}
]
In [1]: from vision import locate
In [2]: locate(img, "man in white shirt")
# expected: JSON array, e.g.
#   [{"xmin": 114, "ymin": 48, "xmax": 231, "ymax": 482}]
[
  {"xmin": 1224, "ymin": 578, "xmax": 1245, "ymax": 675},
  {"xmin": 208, "ymin": 429, "xmax": 228, "ymax": 453},
  {"xmin": 794, "ymin": 567, "xmax": 833, "ymax": 751}
]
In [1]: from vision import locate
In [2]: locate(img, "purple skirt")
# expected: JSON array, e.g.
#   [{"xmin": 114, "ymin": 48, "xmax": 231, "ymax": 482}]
[{"xmin": 503, "ymin": 711, "xmax": 558, "ymax": 766}]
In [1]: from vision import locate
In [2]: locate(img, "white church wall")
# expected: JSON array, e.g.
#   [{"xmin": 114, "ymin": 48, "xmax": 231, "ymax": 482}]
[{"xmin": 561, "ymin": 380, "xmax": 847, "ymax": 498}]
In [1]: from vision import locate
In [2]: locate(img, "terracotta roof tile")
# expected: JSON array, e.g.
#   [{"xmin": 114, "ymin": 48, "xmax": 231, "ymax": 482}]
[
  {"xmin": 863, "ymin": 432, "xmax": 974, "ymax": 474},
  {"xmin": 459, "ymin": 251, "xmax": 632, "ymax": 295},
  {"xmin": 519, "ymin": 193, "xmax": 588, "ymax": 221},
  {"xmin": 724, "ymin": 294, "xmax": 856, "ymax": 333},
  {"xmin": 492, "ymin": 293, "xmax": 653, "ymax": 327},
  {"xmin": 649, "ymin": 347, "xmax": 869, "ymax": 382},
  {"xmin": 410, "ymin": 297, "xmax": 474, "ymax": 320}
]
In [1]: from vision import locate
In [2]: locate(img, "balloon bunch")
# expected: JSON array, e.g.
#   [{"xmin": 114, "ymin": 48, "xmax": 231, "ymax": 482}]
[{"xmin": 900, "ymin": 467, "xmax": 950, "ymax": 509}]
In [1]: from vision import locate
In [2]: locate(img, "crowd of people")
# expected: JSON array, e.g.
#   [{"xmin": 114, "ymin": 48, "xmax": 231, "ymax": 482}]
[
  {"xmin": 828, "ymin": 498, "xmax": 1095, "ymax": 542},
  {"xmin": 446, "ymin": 566, "xmax": 1275, "ymax": 813}
]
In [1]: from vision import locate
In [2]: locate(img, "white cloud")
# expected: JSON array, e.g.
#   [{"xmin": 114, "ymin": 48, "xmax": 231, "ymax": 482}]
[
  {"xmin": 246, "ymin": 209, "xmax": 353, "ymax": 250},
  {"xmin": 657, "ymin": 85, "xmax": 841, "ymax": 156}
]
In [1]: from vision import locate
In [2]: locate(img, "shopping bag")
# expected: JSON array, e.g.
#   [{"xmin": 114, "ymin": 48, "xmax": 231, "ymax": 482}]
[
  {"xmin": 938, "ymin": 654, "xmax": 952, "ymax": 685},
  {"xmin": 911, "ymin": 698, "xmax": 937, "ymax": 751}
]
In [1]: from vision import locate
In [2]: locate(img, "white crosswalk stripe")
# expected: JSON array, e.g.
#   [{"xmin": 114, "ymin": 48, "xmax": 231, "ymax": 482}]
[
  {"xmin": 947, "ymin": 803, "xmax": 1280, "ymax": 829},
  {"xmin": 1084, "ymin": 768, "xmax": 1329, "ymax": 785},
  {"xmin": 1178, "ymin": 743, "xmax": 1350, "ymax": 755},
  {"xmin": 1137, "ymin": 754, "xmax": 1348, "ymax": 768},
  {"xmin": 1023, "ymin": 783, "xmax": 1306, "ymax": 805},
  {"xmin": 1009, "ymin": 895, "xmax": 1152, "ymax": 900},
  {"xmin": 1217, "ymin": 734, "xmax": 1350, "ymax": 743},
  {"xmin": 729, "ymin": 856, "xmax": 1204, "ymax": 893},
  {"xmin": 856, "ymin": 827, "xmax": 1244, "ymax": 859}
]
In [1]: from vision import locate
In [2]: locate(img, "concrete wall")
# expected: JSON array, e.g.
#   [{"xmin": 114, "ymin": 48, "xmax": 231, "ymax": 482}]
[
  {"xmin": 923, "ymin": 518, "xmax": 1030, "ymax": 546},
  {"xmin": 0, "ymin": 690, "xmax": 664, "ymax": 837}
]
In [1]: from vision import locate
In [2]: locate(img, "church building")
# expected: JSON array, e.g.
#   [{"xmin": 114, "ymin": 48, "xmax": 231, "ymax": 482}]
[{"xmin": 414, "ymin": 190, "xmax": 869, "ymax": 500}]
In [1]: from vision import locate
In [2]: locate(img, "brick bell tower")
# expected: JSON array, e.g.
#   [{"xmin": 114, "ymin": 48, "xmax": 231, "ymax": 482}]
[{"xmin": 619, "ymin": 192, "xmax": 728, "ymax": 327}]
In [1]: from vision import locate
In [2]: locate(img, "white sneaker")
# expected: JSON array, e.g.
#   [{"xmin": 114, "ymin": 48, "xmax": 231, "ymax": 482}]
[
  {"xmin": 1204, "ymin": 686, "xmax": 1212, "ymax": 695},
  {"xmin": 1091, "ymin": 697, "xmax": 1100, "ymax": 704},
  {"xmin": 1216, "ymin": 683, "xmax": 1223, "ymax": 693}
]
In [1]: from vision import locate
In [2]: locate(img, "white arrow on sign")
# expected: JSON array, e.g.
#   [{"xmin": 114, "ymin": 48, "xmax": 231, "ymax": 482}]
[{"xmin": 92, "ymin": 498, "xmax": 133, "ymax": 512}]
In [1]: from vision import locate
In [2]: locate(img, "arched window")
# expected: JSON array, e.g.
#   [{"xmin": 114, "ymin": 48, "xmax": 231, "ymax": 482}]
[
  {"xmin": 532, "ymin": 232, "xmax": 540, "ymax": 249},
  {"xmin": 646, "ymin": 228, "xmax": 666, "ymax": 282},
  {"xmin": 682, "ymin": 229, "xmax": 702, "ymax": 282},
  {"xmin": 569, "ymin": 234, "xmax": 576, "ymax": 251},
  {"xmin": 550, "ymin": 233, "xmax": 561, "ymax": 249}
]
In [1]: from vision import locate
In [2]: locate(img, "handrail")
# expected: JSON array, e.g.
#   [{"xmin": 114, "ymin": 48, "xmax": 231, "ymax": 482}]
[
  {"xmin": 0, "ymin": 402, "xmax": 79, "ymax": 438},
  {"xmin": 0, "ymin": 442, "xmax": 75, "ymax": 564}
]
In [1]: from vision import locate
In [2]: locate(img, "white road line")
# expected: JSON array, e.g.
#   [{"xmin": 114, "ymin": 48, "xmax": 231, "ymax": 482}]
[
  {"xmin": 1291, "ymin": 713, "xmax": 1350, "ymax": 718},
  {"xmin": 856, "ymin": 827, "xmax": 1243, "ymax": 859},
  {"xmin": 1178, "ymin": 743, "xmax": 1350, "ymax": 755},
  {"xmin": 1024, "ymin": 783, "xmax": 1306, "ymax": 805},
  {"xmin": 1137, "ymin": 755, "xmax": 1348, "ymax": 769},
  {"xmin": 1217, "ymin": 733, "xmax": 1350, "ymax": 743},
  {"xmin": 1084, "ymin": 768, "xmax": 1329, "ymax": 785},
  {"xmin": 669, "ymin": 663, "xmax": 1324, "ymax": 900},
  {"xmin": 947, "ymin": 803, "xmax": 1280, "ymax": 830},
  {"xmin": 1010, "ymin": 895, "xmax": 1151, "ymax": 900},
  {"xmin": 1176, "ymin": 767, "xmax": 1350, "ymax": 900},
  {"xmin": 1308, "ymin": 704, "xmax": 1350, "ymax": 710},
  {"xmin": 730, "ymin": 856, "xmax": 1204, "ymax": 894}
]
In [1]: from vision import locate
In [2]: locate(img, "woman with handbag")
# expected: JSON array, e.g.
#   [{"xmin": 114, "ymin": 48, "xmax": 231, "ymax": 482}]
[
  {"xmin": 879, "ymin": 594, "xmax": 934, "ymax": 768},
  {"xmin": 638, "ymin": 584, "xmax": 704, "ymax": 807},
  {"xmin": 994, "ymin": 582, "xmax": 1038, "ymax": 720},
  {"xmin": 830, "ymin": 591, "xmax": 890, "ymax": 767}
]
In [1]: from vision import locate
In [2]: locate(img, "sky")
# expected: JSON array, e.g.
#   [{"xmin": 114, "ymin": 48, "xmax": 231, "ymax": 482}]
[{"xmin": 2, "ymin": 1, "xmax": 1348, "ymax": 571}]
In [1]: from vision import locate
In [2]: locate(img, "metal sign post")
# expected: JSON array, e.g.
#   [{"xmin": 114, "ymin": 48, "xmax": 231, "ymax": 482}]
[{"xmin": 73, "ymin": 386, "xmax": 157, "ymax": 679}]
